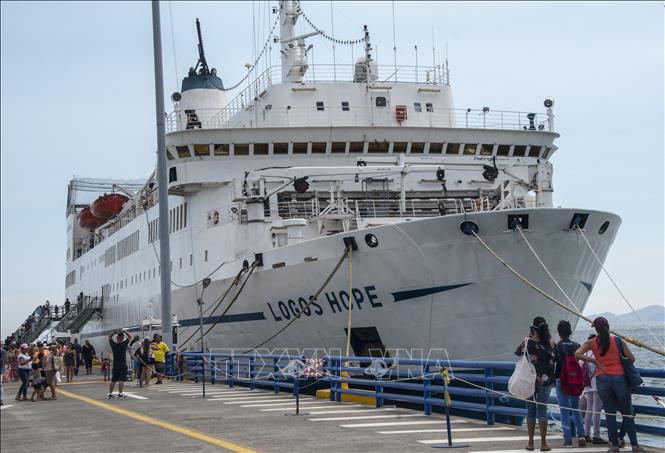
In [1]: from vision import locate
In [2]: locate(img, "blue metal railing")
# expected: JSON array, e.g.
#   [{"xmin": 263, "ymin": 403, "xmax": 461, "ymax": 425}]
[{"xmin": 164, "ymin": 352, "xmax": 664, "ymax": 437}]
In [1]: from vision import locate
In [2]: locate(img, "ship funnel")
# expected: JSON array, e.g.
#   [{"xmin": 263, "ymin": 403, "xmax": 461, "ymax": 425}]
[{"xmin": 174, "ymin": 19, "xmax": 228, "ymax": 130}]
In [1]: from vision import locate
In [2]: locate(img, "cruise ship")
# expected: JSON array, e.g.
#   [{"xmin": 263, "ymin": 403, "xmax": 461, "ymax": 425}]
[{"xmin": 62, "ymin": 1, "xmax": 620, "ymax": 361}]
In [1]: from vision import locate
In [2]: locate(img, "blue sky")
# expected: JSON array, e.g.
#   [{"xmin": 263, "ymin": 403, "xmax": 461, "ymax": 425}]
[{"xmin": 1, "ymin": 1, "xmax": 663, "ymax": 337}]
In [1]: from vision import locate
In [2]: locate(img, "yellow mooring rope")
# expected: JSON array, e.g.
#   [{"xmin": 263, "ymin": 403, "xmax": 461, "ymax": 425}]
[{"xmin": 471, "ymin": 231, "xmax": 665, "ymax": 357}]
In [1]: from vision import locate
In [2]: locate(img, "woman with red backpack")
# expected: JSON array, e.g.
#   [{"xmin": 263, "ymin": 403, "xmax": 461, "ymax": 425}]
[
  {"xmin": 575, "ymin": 317, "xmax": 645, "ymax": 453},
  {"xmin": 555, "ymin": 320, "xmax": 587, "ymax": 447}
]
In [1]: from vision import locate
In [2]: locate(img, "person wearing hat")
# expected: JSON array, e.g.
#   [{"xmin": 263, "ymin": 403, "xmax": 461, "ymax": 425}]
[
  {"xmin": 576, "ymin": 317, "xmax": 645, "ymax": 453},
  {"xmin": 16, "ymin": 343, "xmax": 33, "ymax": 401}
]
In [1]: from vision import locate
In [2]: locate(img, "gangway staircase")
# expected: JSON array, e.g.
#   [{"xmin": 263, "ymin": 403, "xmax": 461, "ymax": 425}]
[
  {"xmin": 52, "ymin": 296, "xmax": 104, "ymax": 334},
  {"xmin": 20, "ymin": 315, "xmax": 52, "ymax": 344}
]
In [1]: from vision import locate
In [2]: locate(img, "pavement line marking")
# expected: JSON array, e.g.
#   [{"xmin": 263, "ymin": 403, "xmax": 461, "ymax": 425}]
[
  {"xmin": 309, "ymin": 414, "xmax": 425, "ymax": 422},
  {"xmin": 259, "ymin": 404, "xmax": 356, "ymax": 411},
  {"xmin": 58, "ymin": 388, "xmax": 257, "ymax": 453},
  {"xmin": 210, "ymin": 395, "xmax": 293, "ymax": 402},
  {"xmin": 122, "ymin": 392, "xmax": 149, "ymax": 400},
  {"xmin": 0, "ymin": 405, "xmax": 15, "ymax": 410},
  {"xmin": 340, "ymin": 420, "xmax": 449, "ymax": 428},
  {"xmin": 186, "ymin": 393, "xmax": 280, "ymax": 400},
  {"xmin": 419, "ymin": 436, "xmax": 555, "ymax": 445},
  {"xmin": 376, "ymin": 427, "xmax": 513, "ymax": 434},
  {"xmin": 58, "ymin": 380, "xmax": 107, "ymax": 386},
  {"xmin": 178, "ymin": 391, "xmax": 262, "ymax": 397},
  {"xmin": 474, "ymin": 449, "xmax": 609, "ymax": 453},
  {"xmin": 307, "ymin": 408, "xmax": 397, "ymax": 415},
  {"xmin": 245, "ymin": 402, "xmax": 348, "ymax": 409}
]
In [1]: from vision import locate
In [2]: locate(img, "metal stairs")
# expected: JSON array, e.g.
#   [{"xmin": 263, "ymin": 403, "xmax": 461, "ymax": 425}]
[{"xmin": 53, "ymin": 296, "xmax": 104, "ymax": 334}]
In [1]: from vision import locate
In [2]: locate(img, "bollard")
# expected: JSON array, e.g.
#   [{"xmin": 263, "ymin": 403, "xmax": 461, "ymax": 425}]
[{"xmin": 430, "ymin": 367, "xmax": 469, "ymax": 449}]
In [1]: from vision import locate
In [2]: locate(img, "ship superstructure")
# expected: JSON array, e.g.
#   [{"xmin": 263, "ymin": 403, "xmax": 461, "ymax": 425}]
[{"xmin": 64, "ymin": 1, "xmax": 619, "ymax": 360}]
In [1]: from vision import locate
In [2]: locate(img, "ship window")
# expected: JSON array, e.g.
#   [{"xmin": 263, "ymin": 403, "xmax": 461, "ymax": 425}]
[
  {"xmin": 446, "ymin": 143, "xmax": 461, "ymax": 155},
  {"xmin": 189, "ymin": 254, "xmax": 193, "ymax": 266},
  {"xmin": 349, "ymin": 142, "xmax": 365, "ymax": 153},
  {"xmin": 542, "ymin": 147, "xmax": 552, "ymax": 159},
  {"xmin": 193, "ymin": 144, "xmax": 209, "ymax": 156},
  {"xmin": 414, "ymin": 102, "xmax": 422, "ymax": 112},
  {"xmin": 293, "ymin": 143, "xmax": 308, "ymax": 154},
  {"xmin": 426, "ymin": 103, "xmax": 433, "ymax": 112},
  {"xmin": 513, "ymin": 145, "xmax": 526, "ymax": 156},
  {"xmin": 331, "ymin": 142, "xmax": 347, "ymax": 153},
  {"xmin": 480, "ymin": 144, "xmax": 494, "ymax": 155},
  {"xmin": 375, "ymin": 97, "xmax": 387, "ymax": 107},
  {"xmin": 463, "ymin": 143, "xmax": 478, "ymax": 155},
  {"xmin": 234, "ymin": 144, "xmax": 249, "ymax": 155},
  {"xmin": 368, "ymin": 141, "xmax": 389, "ymax": 153},
  {"xmin": 497, "ymin": 145, "xmax": 511, "ymax": 156},
  {"xmin": 176, "ymin": 146, "xmax": 191, "ymax": 158},
  {"xmin": 204, "ymin": 250, "xmax": 208, "ymax": 262},
  {"xmin": 169, "ymin": 167, "xmax": 177, "ymax": 183},
  {"xmin": 253, "ymin": 143, "xmax": 269, "ymax": 155},
  {"xmin": 311, "ymin": 142, "xmax": 327, "ymax": 154},
  {"xmin": 213, "ymin": 144, "xmax": 229, "ymax": 156},
  {"xmin": 341, "ymin": 101, "xmax": 350, "ymax": 111},
  {"xmin": 528, "ymin": 145, "xmax": 542, "ymax": 157},
  {"xmin": 166, "ymin": 149, "xmax": 174, "ymax": 160},
  {"xmin": 392, "ymin": 142, "xmax": 408, "ymax": 153},
  {"xmin": 410, "ymin": 142, "xmax": 425, "ymax": 154},
  {"xmin": 179, "ymin": 257, "xmax": 182, "ymax": 269},
  {"xmin": 273, "ymin": 143, "xmax": 289, "ymax": 154},
  {"xmin": 316, "ymin": 101, "xmax": 325, "ymax": 111},
  {"xmin": 428, "ymin": 143, "xmax": 443, "ymax": 154}
]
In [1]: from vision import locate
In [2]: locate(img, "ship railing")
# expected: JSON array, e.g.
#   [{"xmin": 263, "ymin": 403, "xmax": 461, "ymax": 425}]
[
  {"xmin": 165, "ymin": 352, "xmax": 665, "ymax": 437},
  {"xmin": 167, "ymin": 104, "xmax": 550, "ymax": 133}
]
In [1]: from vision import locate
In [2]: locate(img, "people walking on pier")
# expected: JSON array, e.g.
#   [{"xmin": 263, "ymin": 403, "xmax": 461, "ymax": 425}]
[
  {"xmin": 0, "ymin": 345, "xmax": 6, "ymax": 406},
  {"xmin": 63, "ymin": 345, "xmax": 77, "ymax": 383},
  {"xmin": 151, "ymin": 334, "xmax": 169, "ymax": 384},
  {"xmin": 108, "ymin": 328, "xmax": 131, "ymax": 398},
  {"xmin": 8, "ymin": 344, "xmax": 19, "ymax": 381},
  {"xmin": 576, "ymin": 317, "xmax": 645, "ymax": 453},
  {"xmin": 580, "ymin": 333, "xmax": 607, "ymax": 445},
  {"xmin": 43, "ymin": 345, "xmax": 63, "ymax": 400},
  {"xmin": 81, "ymin": 340, "xmax": 96, "ymax": 375},
  {"xmin": 16, "ymin": 344, "xmax": 33, "ymax": 401},
  {"xmin": 554, "ymin": 320, "xmax": 587, "ymax": 447},
  {"xmin": 29, "ymin": 364, "xmax": 46, "ymax": 401},
  {"xmin": 515, "ymin": 316, "xmax": 556, "ymax": 452},
  {"xmin": 100, "ymin": 354, "xmax": 110, "ymax": 381},
  {"xmin": 138, "ymin": 338, "xmax": 154, "ymax": 387},
  {"xmin": 72, "ymin": 338, "xmax": 82, "ymax": 376}
]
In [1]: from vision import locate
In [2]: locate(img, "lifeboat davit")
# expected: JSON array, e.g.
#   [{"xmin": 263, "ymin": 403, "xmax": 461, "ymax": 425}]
[
  {"xmin": 78, "ymin": 207, "xmax": 103, "ymax": 230},
  {"xmin": 90, "ymin": 193, "xmax": 129, "ymax": 222}
]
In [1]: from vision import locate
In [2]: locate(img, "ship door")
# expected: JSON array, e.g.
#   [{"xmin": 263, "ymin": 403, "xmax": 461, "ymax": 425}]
[
  {"xmin": 101, "ymin": 284, "xmax": 110, "ymax": 305},
  {"xmin": 369, "ymin": 92, "xmax": 391, "ymax": 126},
  {"xmin": 344, "ymin": 326, "xmax": 388, "ymax": 367}
]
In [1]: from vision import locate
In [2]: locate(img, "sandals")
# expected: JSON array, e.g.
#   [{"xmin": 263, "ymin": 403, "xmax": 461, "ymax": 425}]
[
  {"xmin": 525, "ymin": 447, "xmax": 534, "ymax": 451},
  {"xmin": 540, "ymin": 447, "xmax": 551, "ymax": 452}
]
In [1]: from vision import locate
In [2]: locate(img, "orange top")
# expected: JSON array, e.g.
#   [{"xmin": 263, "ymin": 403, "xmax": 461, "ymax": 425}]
[
  {"xmin": 591, "ymin": 335, "xmax": 624, "ymax": 376},
  {"xmin": 33, "ymin": 349, "xmax": 49, "ymax": 366}
]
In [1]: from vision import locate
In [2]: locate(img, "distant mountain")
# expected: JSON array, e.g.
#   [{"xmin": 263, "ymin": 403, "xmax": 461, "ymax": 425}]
[{"xmin": 588, "ymin": 305, "xmax": 665, "ymax": 326}]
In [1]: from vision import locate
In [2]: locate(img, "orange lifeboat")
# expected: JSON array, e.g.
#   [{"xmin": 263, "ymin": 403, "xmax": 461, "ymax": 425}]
[
  {"xmin": 90, "ymin": 193, "xmax": 129, "ymax": 222},
  {"xmin": 78, "ymin": 207, "xmax": 103, "ymax": 230}
]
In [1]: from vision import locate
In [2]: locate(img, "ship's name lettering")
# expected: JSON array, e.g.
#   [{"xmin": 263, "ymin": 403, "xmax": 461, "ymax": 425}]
[{"xmin": 266, "ymin": 285, "xmax": 383, "ymax": 322}]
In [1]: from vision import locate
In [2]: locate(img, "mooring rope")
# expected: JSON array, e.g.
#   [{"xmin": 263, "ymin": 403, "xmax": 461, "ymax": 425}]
[{"xmin": 471, "ymin": 231, "xmax": 665, "ymax": 357}]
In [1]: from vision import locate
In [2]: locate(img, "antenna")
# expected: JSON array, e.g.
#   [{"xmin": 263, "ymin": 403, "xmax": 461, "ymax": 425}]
[
  {"xmin": 195, "ymin": 18, "xmax": 210, "ymax": 75},
  {"xmin": 431, "ymin": 27, "xmax": 436, "ymax": 84},
  {"xmin": 392, "ymin": 0, "xmax": 397, "ymax": 82}
]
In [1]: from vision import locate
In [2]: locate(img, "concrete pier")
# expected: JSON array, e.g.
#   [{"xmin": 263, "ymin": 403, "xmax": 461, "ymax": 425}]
[{"xmin": 2, "ymin": 376, "xmax": 663, "ymax": 452}]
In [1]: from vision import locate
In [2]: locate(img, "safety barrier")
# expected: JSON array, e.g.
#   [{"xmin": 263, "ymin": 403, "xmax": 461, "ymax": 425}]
[{"xmin": 164, "ymin": 352, "xmax": 665, "ymax": 437}]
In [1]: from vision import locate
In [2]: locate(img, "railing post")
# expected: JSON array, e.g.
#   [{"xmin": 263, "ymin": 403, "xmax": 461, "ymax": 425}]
[
  {"xmin": 336, "ymin": 359, "xmax": 342, "ymax": 402},
  {"xmin": 485, "ymin": 367, "xmax": 495, "ymax": 425},
  {"xmin": 228, "ymin": 359, "xmax": 235, "ymax": 388},
  {"xmin": 376, "ymin": 368, "xmax": 384, "ymax": 408},
  {"xmin": 273, "ymin": 358, "xmax": 280, "ymax": 394},
  {"xmin": 210, "ymin": 354, "xmax": 216, "ymax": 385},
  {"xmin": 249, "ymin": 355, "xmax": 256, "ymax": 390},
  {"xmin": 329, "ymin": 357, "xmax": 336, "ymax": 402},
  {"xmin": 423, "ymin": 364, "xmax": 432, "ymax": 415}
]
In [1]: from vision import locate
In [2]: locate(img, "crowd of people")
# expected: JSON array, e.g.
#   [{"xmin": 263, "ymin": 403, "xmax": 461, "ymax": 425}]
[
  {"xmin": 3, "ymin": 299, "xmax": 78, "ymax": 347},
  {"xmin": 0, "ymin": 316, "xmax": 648, "ymax": 452},
  {"xmin": 517, "ymin": 315, "xmax": 645, "ymax": 452}
]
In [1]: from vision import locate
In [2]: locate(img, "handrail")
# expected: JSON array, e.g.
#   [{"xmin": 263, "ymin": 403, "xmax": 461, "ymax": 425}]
[{"xmin": 165, "ymin": 352, "xmax": 665, "ymax": 437}]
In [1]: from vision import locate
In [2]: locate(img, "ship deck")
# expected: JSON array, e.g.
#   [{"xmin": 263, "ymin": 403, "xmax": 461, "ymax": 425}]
[{"xmin": 3, "ymin": 375, "xmax": 663, "ymax": 453}]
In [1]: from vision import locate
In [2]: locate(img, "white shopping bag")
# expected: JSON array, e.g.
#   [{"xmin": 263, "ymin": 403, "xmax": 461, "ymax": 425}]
[
  {"xmin": 55, "ymin": 371, "xmax": 62, "ymax": 383},
  {"xmin": 508, "ymin": 337, "xmax": 536, "ymax": 399}
]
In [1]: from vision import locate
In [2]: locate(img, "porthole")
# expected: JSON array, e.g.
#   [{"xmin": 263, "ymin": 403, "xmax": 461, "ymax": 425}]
[
  {"xmin": 460, "ymin": 221, "xmax": 479, "ymax": 236},
  {"xmin": 365, "ymin": 234, "xmax": 379, "ymax": 248},
  {"xmin": 598, "ymin": 221, "xmax": 610, "ymax": 235}
]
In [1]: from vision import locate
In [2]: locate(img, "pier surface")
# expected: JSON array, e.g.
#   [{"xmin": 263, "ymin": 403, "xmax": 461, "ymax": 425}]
[{"xmin": 2, "ymin": 376, "xmax": 663, "ymax": 453}]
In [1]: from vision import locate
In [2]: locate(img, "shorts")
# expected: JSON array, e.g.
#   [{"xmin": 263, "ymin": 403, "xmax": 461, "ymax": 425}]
[
  {"xmin": 32, "ymin": 383, "xmax": 46, "ymax": 390},
  {"xmin": 111, "ymin": 367, "xmax": 127, "ymax": 382},
  {"xmin": 154, "ymin": 362, "xmax": 165, "ymax": 376}
]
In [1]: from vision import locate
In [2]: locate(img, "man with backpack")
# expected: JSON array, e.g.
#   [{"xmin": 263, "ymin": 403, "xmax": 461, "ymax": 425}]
[{"xmin": 555, "ymin": 320, "xmax": 586, "ymax": 448}]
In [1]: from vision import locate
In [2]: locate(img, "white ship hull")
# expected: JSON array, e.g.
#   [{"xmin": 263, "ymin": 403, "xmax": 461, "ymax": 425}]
[{"xmin": 76, "ymin": 207, "xmax": 619, "ymax": 361}]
